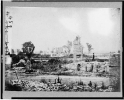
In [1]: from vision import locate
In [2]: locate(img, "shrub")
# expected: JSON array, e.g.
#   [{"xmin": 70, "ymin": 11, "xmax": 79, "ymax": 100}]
[
  {"xmin": 48, "ymin": 59, "xmax": 61, "ymax": 65},
  {"xmin": 40, "ymin": 79, "xmax": 47, "ymax": 83},
  {"xmin": 5, "ymin": 80, "xmax": 22, "ymax": 91},
  {"xmin": 56, "ymin": 72, "xmax": 71, "ymax": 76},
  {"xmin": 32, "ymin": 63, "xmax": 43, "ymax": 69}
]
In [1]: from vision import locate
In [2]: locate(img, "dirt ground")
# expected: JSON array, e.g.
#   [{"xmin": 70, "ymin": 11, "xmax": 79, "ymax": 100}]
[{"xmin": 5, "ymin": 65, "xmax": 120, "ymax": 92}]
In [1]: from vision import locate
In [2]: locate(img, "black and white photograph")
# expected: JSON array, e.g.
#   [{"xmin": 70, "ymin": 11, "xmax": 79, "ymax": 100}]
[{"xmin": 2, "ymin": 2, "xmax": 122, "ymax": 98}]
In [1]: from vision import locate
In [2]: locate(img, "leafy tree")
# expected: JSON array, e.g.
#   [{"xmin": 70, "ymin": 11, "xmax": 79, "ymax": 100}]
[
  {"xmin": 86, "ymin": 43, "xmax": 93, "ymax": 53},
  {"xmin": 22, "ymin": 41, "xmax": 35, "ymax": 59},
  {"xmin": 21, "ymin": 41, "xmax": 35, "ymax": 72}
]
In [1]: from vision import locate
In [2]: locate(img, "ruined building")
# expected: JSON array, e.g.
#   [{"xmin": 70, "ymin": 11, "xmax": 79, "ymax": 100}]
[{"xmin": 73, "ymin": 36, "xmax": 83, "ymax": 62}]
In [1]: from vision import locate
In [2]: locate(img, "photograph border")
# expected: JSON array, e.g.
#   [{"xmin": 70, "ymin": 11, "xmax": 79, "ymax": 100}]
[{"xmin": 1, "ymin": 1, "xmax": 123, "ymax": 99}]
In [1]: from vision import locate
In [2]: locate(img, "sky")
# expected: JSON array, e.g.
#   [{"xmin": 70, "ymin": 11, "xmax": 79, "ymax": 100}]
[{"xmin": 6, "ymin": 7, "xmax": 121, "ymax": 53}]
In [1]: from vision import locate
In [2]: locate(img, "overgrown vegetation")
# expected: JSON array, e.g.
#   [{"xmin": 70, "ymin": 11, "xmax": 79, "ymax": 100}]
[
  {"xmin": 5, "ymin": 80, "xmax": 22, "ymax": 91},
  {"xmin": 109, "ymin": 67, "xmax": 120, "ymax": 92}
]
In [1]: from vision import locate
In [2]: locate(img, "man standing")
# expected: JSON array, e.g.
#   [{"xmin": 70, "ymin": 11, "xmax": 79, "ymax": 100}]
[{"xmin": 92, "ymin": 53, "xmax": 95, "ymax": 61}]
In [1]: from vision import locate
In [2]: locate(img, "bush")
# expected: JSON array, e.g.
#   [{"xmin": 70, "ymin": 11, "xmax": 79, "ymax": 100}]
[
  {"xmin": 56, "ymin": 72, "xmax": 71, "ymax": 76},
  {"xmin": 42, "ymin": 64, "xmax": 59, "ymax": 72},
  {"xmin": 5, "ymin": 80, "xmax": 22, "ymax": 91},
  {"xmin": 48, "ymin": 59, "xmax": 61, "ymax": 65},
  {"xmin": 32, "ymin": 63, "xmax": 43, "ymax": 69},
  {"xmin": 40, "ymin": 79, "xmax": 47, "ymax": 83},
  {"xmin": 31, "ymin": 59, "xmax": 60, "ymax": 72}
]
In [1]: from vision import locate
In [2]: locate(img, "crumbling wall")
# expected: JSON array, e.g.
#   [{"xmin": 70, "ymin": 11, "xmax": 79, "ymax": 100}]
[{"xmin": 63, "ymin": 61, "xmax": 109, "ymax": 73}]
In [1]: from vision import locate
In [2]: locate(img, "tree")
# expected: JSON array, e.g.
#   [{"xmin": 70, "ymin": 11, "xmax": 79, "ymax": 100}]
[
  {"xmin": 86, "ymin": 43, "xmax": 93, "ymax": 54},
  {"xmin": 22, "ymin": 41, "xmax": 35, "ymax": 59},
  {"xmin": 22, "ymin": 41, "xmax": 35, "ymax": 72}
]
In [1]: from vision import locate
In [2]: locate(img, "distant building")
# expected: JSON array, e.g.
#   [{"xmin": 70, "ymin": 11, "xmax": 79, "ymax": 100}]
[
  {"xmin": 39, "ymin": 36, "xmax": 84, "ymax": 59},
  {"xmin": 50, "ymin": 44, "xmax": 71, "ymax": 57}
]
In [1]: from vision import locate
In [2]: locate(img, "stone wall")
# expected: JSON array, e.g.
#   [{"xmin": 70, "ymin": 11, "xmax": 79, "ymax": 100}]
[{"xmin": 63, "ymin": 61, "xmax": 109, "ymax": 73}]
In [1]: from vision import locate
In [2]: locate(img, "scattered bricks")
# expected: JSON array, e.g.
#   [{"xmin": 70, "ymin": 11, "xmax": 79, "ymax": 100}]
[
  {"xmin": 99, "ymin": 88, "xmax": 104, "ymax": 92},
  {"xmin": 39, "ymin": 82, "xmax": 44, "ymax": 87},
  {"xmin": 73, "ymin": 85, "xmax": 77, "ymax": 90},
  {"xmin": 77, "ymin": 86, "xmax": 82, "ymax": 90},
  {"xmin": 8, "ymin": 79, "xmax": 113, "ymax": 92},
  {"xmin": 54, "ymin": 86, "xmax": 59, "ymax": 91},
  {"xmin": 84, "ymin": 86, "xmax": 90, "ymax": 91},
  {"xmin": 103, "ymin": 89, "xmax": 111, "ymax": 92},
  {"xmin": 97, "ymin": 85, "xmax": 102, "ymax": 89},
  {"xmin": 91, "ymin": 88, "xmax": 96, "ymax": 92}
]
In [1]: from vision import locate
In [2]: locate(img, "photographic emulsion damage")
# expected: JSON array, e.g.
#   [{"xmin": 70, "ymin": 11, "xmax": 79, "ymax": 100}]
[{"xmin": 2, "ymin": 2, "xmax": 122, "ymax": 99}]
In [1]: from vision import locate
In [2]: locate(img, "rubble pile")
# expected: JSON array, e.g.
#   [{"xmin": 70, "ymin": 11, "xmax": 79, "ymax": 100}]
[{"xmin": 9, "ymin": 79, "xmax": 114, "ymax": 92}]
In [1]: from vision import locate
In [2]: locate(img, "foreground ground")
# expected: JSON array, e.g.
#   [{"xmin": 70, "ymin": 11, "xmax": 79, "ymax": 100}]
[{"xmin": 5, "ymin": 65, "xmax": 120, "ymax": 92}]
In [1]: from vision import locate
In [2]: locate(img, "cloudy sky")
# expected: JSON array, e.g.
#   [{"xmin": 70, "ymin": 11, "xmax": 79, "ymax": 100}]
[{"xmin": 6, "ymin": 7, "xmax": 121, "ymax": 53}]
